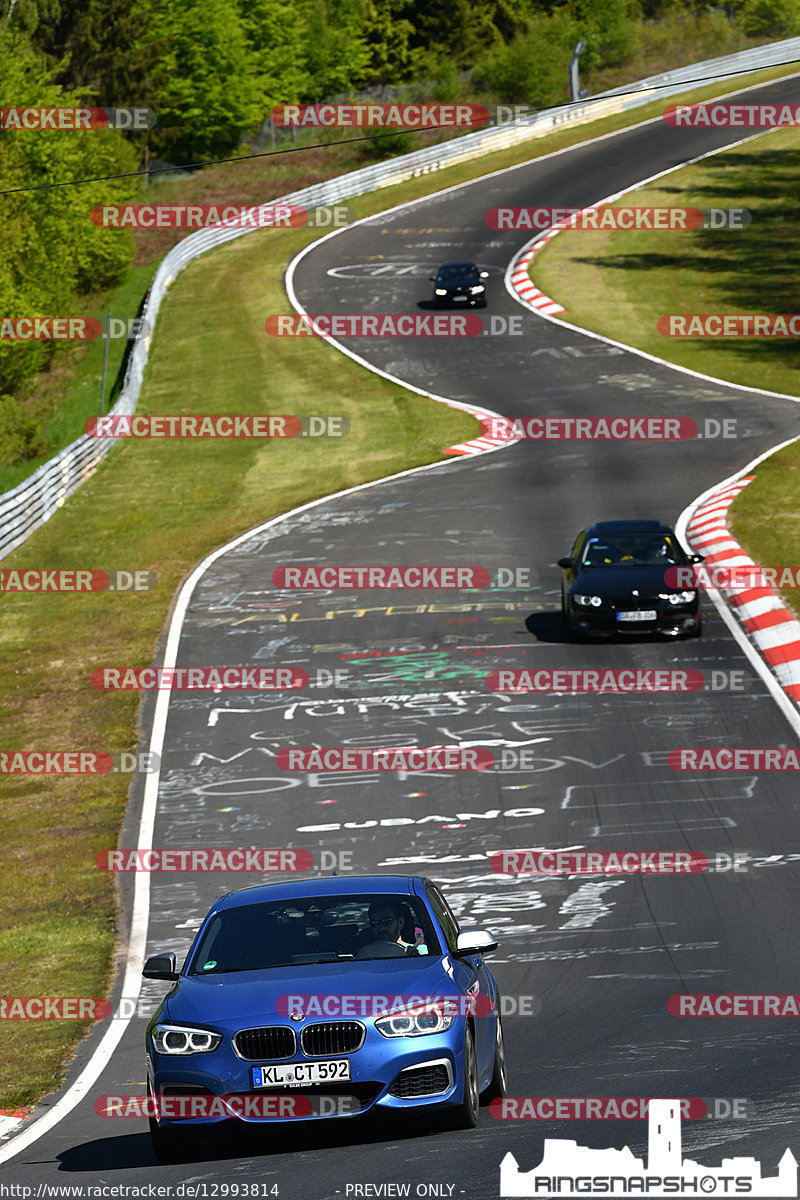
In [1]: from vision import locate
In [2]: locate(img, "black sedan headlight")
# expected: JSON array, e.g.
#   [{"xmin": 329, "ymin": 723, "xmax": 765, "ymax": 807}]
[
  {"xmin": 152, "ymin": 1024, "xmax": 222, "ymax": 1055},
  {"xmin": 662, "ymin": 591, "xmax": 696, "ymax": 605},
  {"xmin": 574, "ymin": 594, "xmax": 603, "ymax": 607}
]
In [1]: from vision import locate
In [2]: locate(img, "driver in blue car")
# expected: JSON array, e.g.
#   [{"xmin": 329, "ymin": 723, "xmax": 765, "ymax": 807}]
[{"xmin": 365, "ymin": 900, "xmax": 419, "ymax": 954}]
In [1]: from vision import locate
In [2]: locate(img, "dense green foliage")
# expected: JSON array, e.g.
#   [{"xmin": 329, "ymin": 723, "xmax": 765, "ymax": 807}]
[{"xmin": 0, "ymin": 0, "xmax": 794, "ymax": 468}]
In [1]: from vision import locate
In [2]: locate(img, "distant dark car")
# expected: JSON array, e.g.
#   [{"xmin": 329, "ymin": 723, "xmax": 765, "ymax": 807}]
[
  {"xmin": 558, "ymin": 520, "xmax": 703, "ymax": 640},
  {"xmin": 430, "ymin": 262, "xmax": 488, "ymax": 307}
]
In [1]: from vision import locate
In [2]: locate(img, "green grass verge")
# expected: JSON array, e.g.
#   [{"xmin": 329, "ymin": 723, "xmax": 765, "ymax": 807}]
[
  {"xmin": 533, "ymin": 123, "xmax": 800, "ymax": 397},
  {"xmin": 530, "ymin": 114, "xmax": 800, "ymax": 617},
  {"xmin": 1, "ymin": 57, "xmax": 799, "ymax": 1113}
]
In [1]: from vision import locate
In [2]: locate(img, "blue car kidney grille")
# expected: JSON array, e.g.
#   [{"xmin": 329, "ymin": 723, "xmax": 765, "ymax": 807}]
[
  {"xmin": 301, "ymin": 1021, "xmax": 364, "ymax": 1056},
  {"xmin": 234, "ymin": 1026, "xmax": 296, "ymax": 1061}
]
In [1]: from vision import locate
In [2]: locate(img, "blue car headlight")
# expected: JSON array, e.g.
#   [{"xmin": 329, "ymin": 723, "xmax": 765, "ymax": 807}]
[
  {"xmin": 468, "ymin": 285, "xmax": 485, "ymax": 294},
  {"xmin": 375, "ymin": 1000, "xmax": 459, "ymax": 1038},
  {"xmin": 574, "ymin": 594, "xmax": 602, "ymax": 608},
  {"xmin": 434, "ymin": 288, "xmax": 448, "ymax": 296},
  {"xmin": 152, "ymin": 1024, "xmax": 222, "ymax": 1055}
]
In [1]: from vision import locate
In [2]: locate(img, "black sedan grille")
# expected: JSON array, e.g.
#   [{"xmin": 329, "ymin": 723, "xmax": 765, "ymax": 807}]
[
  {"xmin": 389, "ymin": 1064, "xmax": 451, "ymax": 1098},
  {"xmin": 300, "ymin": 1021, "xmax": 365, "ymax": 1056},
  {"xmin": 233, "ymin": 1026, "xmax": 296, "ymax": 1061}
]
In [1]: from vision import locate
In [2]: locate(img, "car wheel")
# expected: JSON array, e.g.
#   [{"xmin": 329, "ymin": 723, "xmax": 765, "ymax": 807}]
[
  {"xmin": 148, "ymin": 1085, "xmax": 201, "ymax": 1162},
  {"xmin": 686, "ymin": 616, "xmax": 702, "ymax": 638},
  {"xmin": 481, "ymin": 1014, "xmax": 508, "ymax": 1104},
  {"xmin": 450, "ymin": 1026, "xmax": 480, "ymax": 1129},
  {"xmin": 567, "ymin": 619, "xmax": 585, "ymax": 643}
]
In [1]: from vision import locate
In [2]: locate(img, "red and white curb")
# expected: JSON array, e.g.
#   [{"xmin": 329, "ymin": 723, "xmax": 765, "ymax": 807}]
[
  {"xmin": 508, "ymin": 237, "xmax": 566, "ymax": 315},
  {"xmin": 0, "ymin": 1111, "xmax": 30, "ymax": 1140},
  {"xmin": 685, "ymin": 478, "xmax": 800, "ymax": 703},
  {"xmin": 444, "ymin": 402, "xmax": 522, "ymax": 457}
]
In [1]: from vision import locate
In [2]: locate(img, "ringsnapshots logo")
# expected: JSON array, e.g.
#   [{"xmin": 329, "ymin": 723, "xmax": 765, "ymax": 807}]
[
  {"xmin": 486, "ymin": 207, "xmax": 750, "ymax": 231},
  {"xmin": 498, "ymin": 1099, "xmax": 796, "ymax": 1197}
]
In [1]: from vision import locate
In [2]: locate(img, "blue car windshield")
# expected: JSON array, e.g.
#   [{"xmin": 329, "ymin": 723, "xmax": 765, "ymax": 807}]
[
  {"xmin": 186, "ymin": 894, "xmax": 442, "ymax": 973},
  {"xmin": 580, "ymin": 534, "xmax": 686, "ymax": 568}
]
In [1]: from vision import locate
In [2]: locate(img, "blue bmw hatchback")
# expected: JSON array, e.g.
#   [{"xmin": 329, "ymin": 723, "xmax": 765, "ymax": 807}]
[{"xmin": 143, "ymin": 875, "xmax": 507, "ymax": 1159}]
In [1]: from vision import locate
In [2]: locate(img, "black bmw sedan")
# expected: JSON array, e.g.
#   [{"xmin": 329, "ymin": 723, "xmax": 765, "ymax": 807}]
[
  {"xmin": 430, "ymin": 262, "xmax": 488, "ymax": 307},
  {"xmin": 558, "ymin": 520, "xmax": 704, "ymax": 640}
]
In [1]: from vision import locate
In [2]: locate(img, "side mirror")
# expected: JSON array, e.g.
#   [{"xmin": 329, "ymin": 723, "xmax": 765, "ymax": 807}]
[
  {"xmin": 689, "ymin": 554, "xmax": 705, "ymax": 564},
  {"xmin": 455, "ymin": 928, "xmax": 498, "ymax": 957},
  {"xmin": 479, "ymin": 270, "xmax": 489, "ymax": 279},
  {"xmin": 557, "ymin": 557, "xmax": 573, "ymax": 569},
  {"xmin": 429, "ymin": 276, "xmax": 436, "ymax": 282},
  {"xmin": 143, "ymin": 952, "xmax": 179, "ymax": 981}
]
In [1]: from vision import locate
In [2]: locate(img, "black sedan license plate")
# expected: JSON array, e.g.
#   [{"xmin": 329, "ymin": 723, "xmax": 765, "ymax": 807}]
[
  {"xmin": 616, "ymin": 610, "xmax": 657, "ymax": 621},
  {"xmin": 252, "ymin": 1059, "xmax": 350, "ymax": 1088}
]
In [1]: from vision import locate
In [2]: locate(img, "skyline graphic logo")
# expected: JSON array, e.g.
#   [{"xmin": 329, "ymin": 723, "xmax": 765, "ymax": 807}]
[{"xmin": 500, "ymin": 1099, "xmax": 797, "ymax": 1196}]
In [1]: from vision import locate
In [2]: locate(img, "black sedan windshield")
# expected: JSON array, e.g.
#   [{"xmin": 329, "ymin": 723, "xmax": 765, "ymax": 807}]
[{"xmin": 579, "ymin": 534, "xmax": 687, "ymax": 567}]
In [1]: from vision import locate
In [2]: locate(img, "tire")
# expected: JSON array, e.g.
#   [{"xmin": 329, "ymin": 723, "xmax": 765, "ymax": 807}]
[
  {"xmin": 148, "ymin": 1084, "xmax": 201, "ymax": 1162},
  {"xmin": 450, "ymin": 1026, "xmax": 480, "ymax": 1129},
  {"xmin": 481, "ymin": 1015, "xmax": 508, "ymax": 1104}
]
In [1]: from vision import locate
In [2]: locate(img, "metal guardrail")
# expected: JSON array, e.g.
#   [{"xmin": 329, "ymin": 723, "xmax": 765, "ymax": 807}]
[{"xmin": 1, "ymin": 35, "xmax": 799, "ymax": 561}]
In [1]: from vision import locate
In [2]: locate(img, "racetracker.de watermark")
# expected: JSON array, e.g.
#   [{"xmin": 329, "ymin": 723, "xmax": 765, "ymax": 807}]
[
  {"xmin": 490, "ymin": 850, "xmax": 709, "ymax": 875},
  {"xmin": 0, "ymin": 106, "xmax": 155, "ymax": 130},
  {"xmin": 91, "ymin": 667, "xmax": 308, "ymax": 690},
  {"xmin": 483, "ymin": 417, "xmax": 736, "ymax": 440},
  {"xmin": 94, "ymin": 848, "xmax": 353, "ymax": 872},
  {"xmin": 487, "ymin": 670, "xmax": 747, "ymax": 694},
  {"xmin": 669, "ymin": 748, "xmax": 800, "ymax": 770},
  {"xmin": 96, "ymin": 1094, "xmax": 357, "ymax": 1119},
  {"xmin": 664, "ymin": 102, "xmax": 800, "ymax": 127},
  {"xmin": 266, "ymin": 315, "xmax": 525, "ymax": 338},
  {"xmin": 1, "ymin": 751, "xmax": 158, "ymax": 775},
  {"xmin": 275, "ymin": 993, "xmax": 495, "ymax": 1018},
  {"xmin": 669, "ymin": 994, "xmax": 800, "ymax": 1016},
  {"xmin": 84, "ymin": 415, "xmax": 349, "ymax": 438},
  {"xmin": 272, "ymin": 565, "xmax": 491, "ymax": 588},
  {"xmin": 275, "ymin": 747, "xmax": 494, "ymax": 771},
  {"xmin": 0, "ymin": 318, "xmax": 149, "ymax": 340},
  {"xmin": 0, "ymin": 568, "xmax": 155, "ymax": 592},
  {"xmin": 667, "ymin": 564, "xmax": 800, "ymax": 590},
  {"xmin": 659, "ymin": 314, "xmax": 800, "ymax": 337},
  {"xmin": 490, "ymin": 1097, "xmax": 747, "ymax": 1120},
  {"xmin": 271, "ymin": 102, "xmax": 491, "ymax": 128},
  {"xmin": 485, "ymin": 207, "xmax": 751, "ymax": 231},
  {"xmin": 92, "ymin": 204, "xmax": 354, "ymax": 229}
]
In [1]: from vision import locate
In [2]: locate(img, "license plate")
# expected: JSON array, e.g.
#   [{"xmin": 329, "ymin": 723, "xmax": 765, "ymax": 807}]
[
  {"xmin": 453, "ymin": 295, "xmax": 467, "ymax": 301},
  {"xmin": 616, "ymin": 609, "xmax": 657, "ymax": 622},
  {"xmin": 252, "ymin": 1059, "xmax": 350, "ymax": 1088}
]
